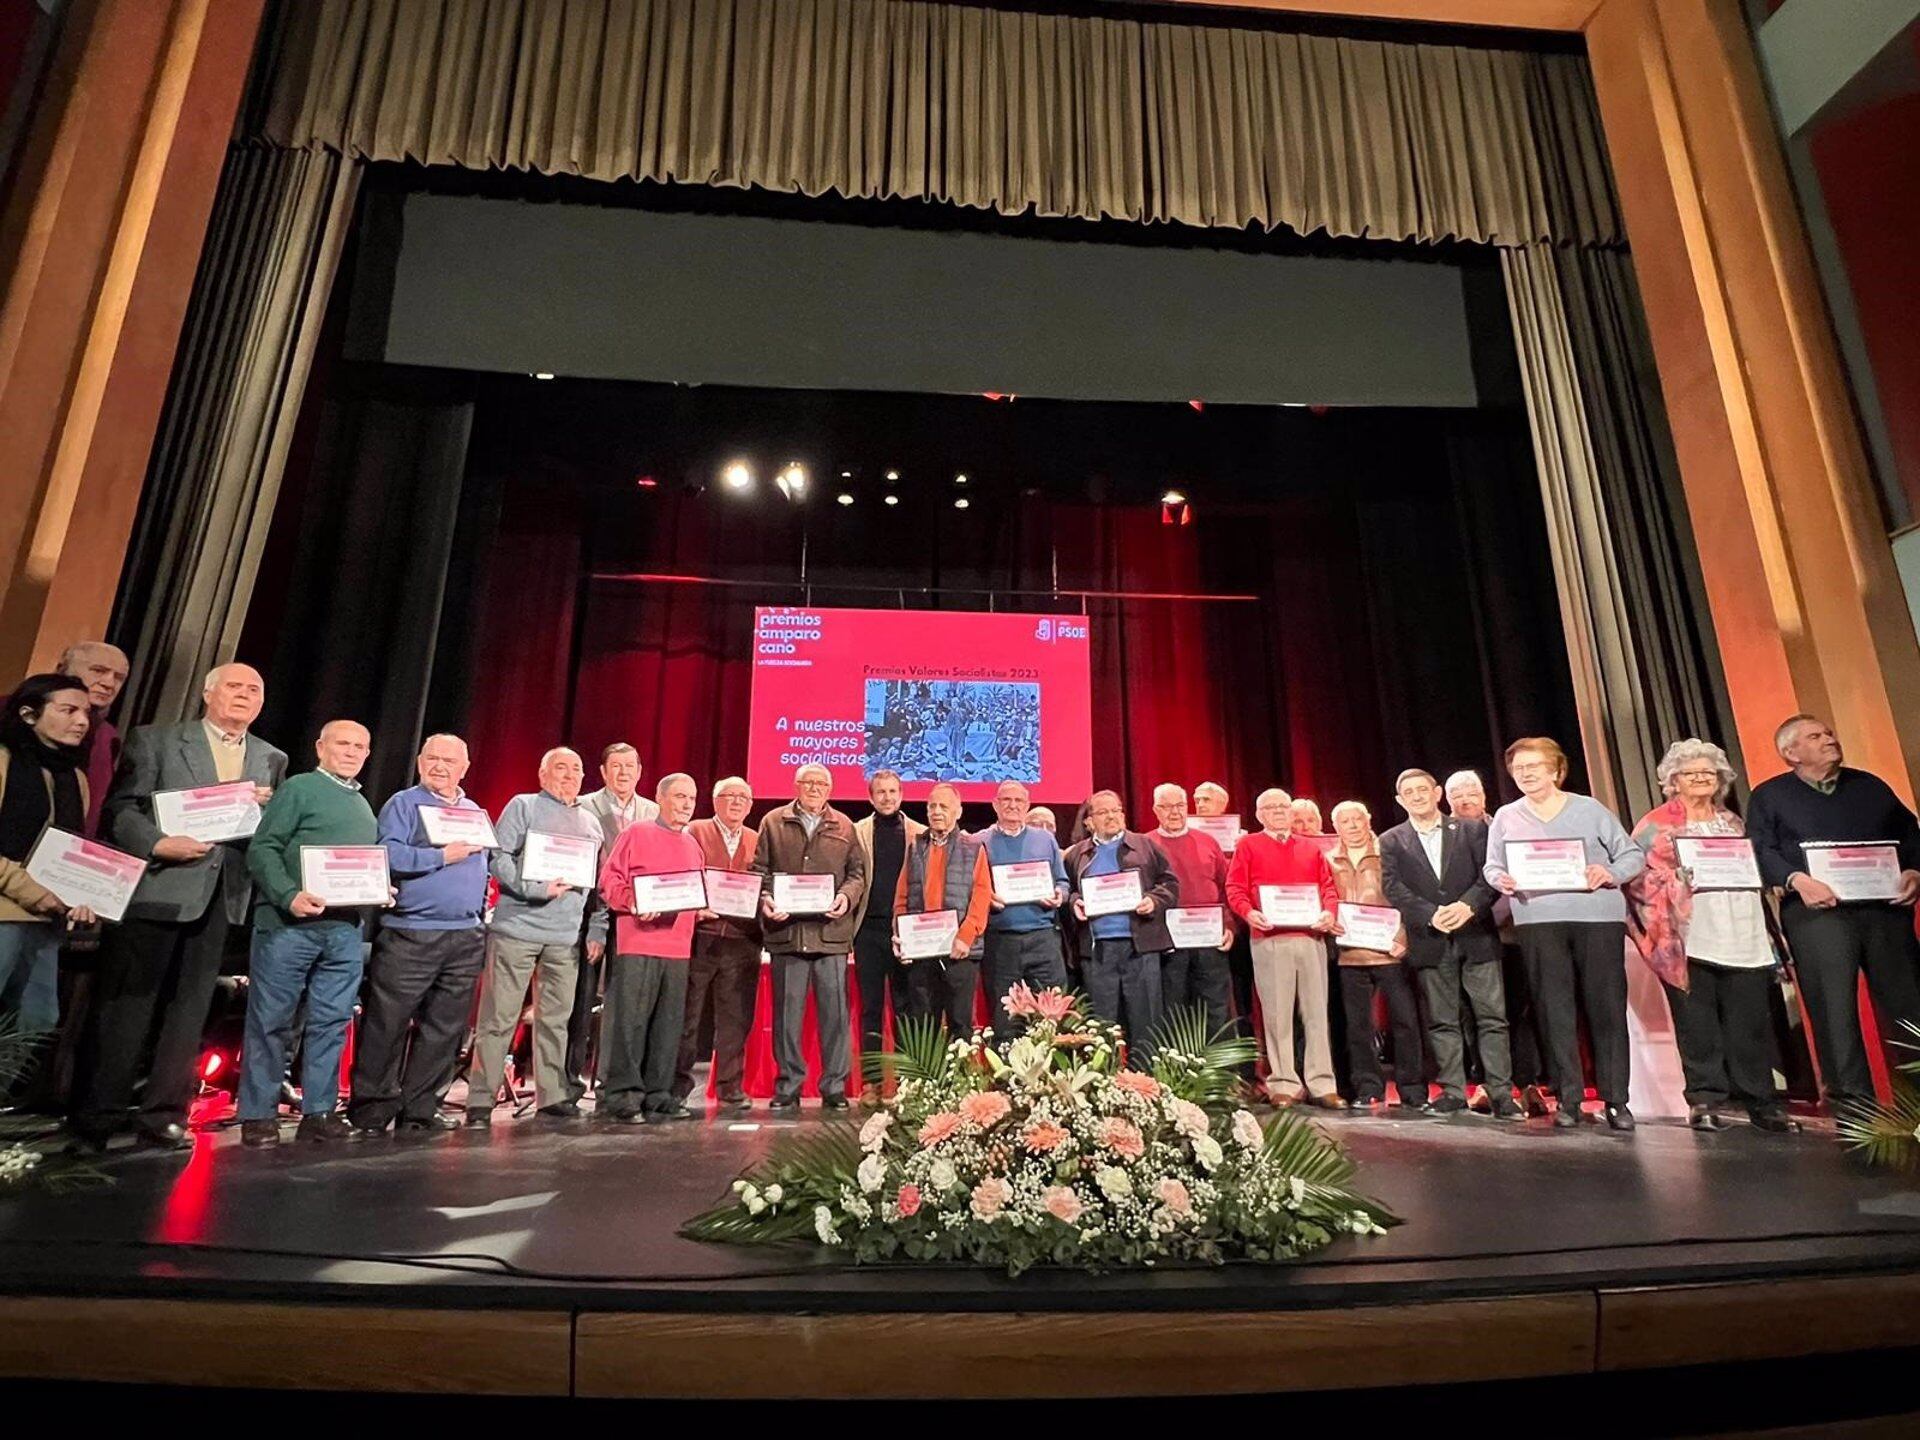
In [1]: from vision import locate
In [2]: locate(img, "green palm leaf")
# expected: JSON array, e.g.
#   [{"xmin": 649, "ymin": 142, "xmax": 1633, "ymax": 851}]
[
  {"xmin": 681, "ymin": 1120, "xmax": 866, "ymax": 1243},
  {"xmin": 863, "ymin": 1013, "xmax": 956, "ymax": 1086},
  {"xmin": 0, "ymin": 1014, "xmax": 52, "ymax": 1090},
  {"xmin": 1836, "ymin": 1078, "xmax": 1920, "ymax": 1173},
  {"xmin": 1259, "ymin": 1108, "xmax": 1399, "ymax": 1226},
  {"xmin": 1148, "ymin": 1003, "xmax": 1259, "ymax": 1106}
]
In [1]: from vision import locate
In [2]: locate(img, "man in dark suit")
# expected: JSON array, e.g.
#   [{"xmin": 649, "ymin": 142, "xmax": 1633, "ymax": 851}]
[
  {"xmin": 68, "ymin": 663, "xmax": 288, "ymax": 1149},
  {"xmin": 1064, "ymin": 790, "xmax": 1179, "ymax": 1066},
  {"xmin": 1379, "ymin": 767, "xmax": 1522, "ymax": 1119}
]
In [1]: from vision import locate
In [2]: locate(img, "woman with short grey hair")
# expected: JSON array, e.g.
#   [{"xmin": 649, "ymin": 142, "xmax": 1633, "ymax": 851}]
[{"xmin": 1626, "ymin": 738, "xmax": 1793, "ymax": 1133}]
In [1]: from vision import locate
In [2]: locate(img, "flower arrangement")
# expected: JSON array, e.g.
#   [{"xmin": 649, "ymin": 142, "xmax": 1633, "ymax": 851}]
[
  {"xmin": 683, "ymin": 986, "xmax": 1398, "ymax": 1273},
  {"xmin": 1837, "ymin": 1020, "xmax": 1920, "ymax": 1171},
  {"xmin": 0, "ymin": 1016, "xmax": 105, "ymax": 1194}
]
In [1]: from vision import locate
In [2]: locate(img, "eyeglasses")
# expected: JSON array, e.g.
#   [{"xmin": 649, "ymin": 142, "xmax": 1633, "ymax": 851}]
[
  {"xmin": 1674, "ymin": 769, "xmax": 1719, "ymax": 781},
  {"xmin": 1510, "ymin": 762, "xmax": 1552, "ymax": 775}
]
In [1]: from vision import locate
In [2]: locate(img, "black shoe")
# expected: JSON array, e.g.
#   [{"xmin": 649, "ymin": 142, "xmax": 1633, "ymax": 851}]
[
  {"xmin": 720, "ymin": 1095, "xmax": 753, "ymax": 1115},
  {"xmin": 821, "ymin": 1095, "xmax": 850, "ymax": 1112},
  {"xmin": 537, "ymin": 1102, "xmax": 585, "ymax": 1121},
  {"xmin": 464, "ymin": 1107, "xmax": 493, "ymax": 1128},
  {"xmin": 1605, "ymin": 1104, "xmax": 1635, "ymax": 1132},
  {"xmin": 241, "ymin": 1119, "xmax": 281, "ymax": 1148},
  {"xmin": 768, "ymin": 1096, "xmax": 800, "ymax": 1113},
  {"xmin": 1491, "ymin": 1097, "xmax": 1525, "ymax": 1120},
  {"xmin": 651, "ymin": 1102, "xmax": 697, "ymax": 1121},
  {"xmin": 134, "ymin": 1121, "xmax": 193, "ymax": 1151},
  {"xmin": 1749, "ymin": 1105, "xmax": 1796, "ymax": 1133},
  {"xmin": 1520, "ymin": 1084, "xmax": 1551, "ymax": 1118},
  {"xmin": 1351, "ymin": 1094, "xmax": 1385, "ymax": 1110},
  {"xmin": 295, "ymin": 1112, "xmax": 354, "ymax": 1144},
  {"xmin": 1688, "ymin": 1104, "xmax": 1727, "ymax": 1132},
  {"xmin": 396, "ymin": 1113, "xmax": 460, "ymax": 1134},
  {"xmin": 65, "ymin": 1128, "xmax": 112, "ymax": 1156},
  {"xmin": 1468, "ymin": 1091, "xmax": 1493, "ymax": 1114},
  {"xmin": 599, "ymin": 1108, "xmax": 648, "ymax": 1125},
  {"xmin": 1551, "ymin": 1105, "xmax": 1580, "ymax": 1128},
  {"xmin": 1430, "ymin": 1095, "xmax": 1470, "ymax": 1115}
]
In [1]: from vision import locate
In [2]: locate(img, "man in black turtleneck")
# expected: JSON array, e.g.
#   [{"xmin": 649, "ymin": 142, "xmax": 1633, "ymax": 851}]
[{"xmin": 851, "ymin": 770, "xmax": 923, "ymax": 1103}]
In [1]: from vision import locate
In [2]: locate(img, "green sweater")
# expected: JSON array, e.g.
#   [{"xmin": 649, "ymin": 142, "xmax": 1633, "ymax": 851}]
[{"xmin": 247, "ymin": 769, "xmax": 379, "ymax": 930}]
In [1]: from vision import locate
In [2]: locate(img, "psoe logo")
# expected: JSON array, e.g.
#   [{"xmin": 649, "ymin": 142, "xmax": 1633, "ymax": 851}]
[
  {"xmin": 1034, "ymin": 619, "xmax": 1053, "ymax": 642},
  {"xmin": 1035, "ymin": 618, "xmax": 1088, "ymax": 643}
]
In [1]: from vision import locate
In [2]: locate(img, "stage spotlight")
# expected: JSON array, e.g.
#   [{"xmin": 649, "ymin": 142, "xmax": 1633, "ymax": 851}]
[
  {"xmin": 954, "ymin": 496, "xmax": 970, "ymax": 510},
  {"xmin": 775, "ymin": 462, "xmax": 809, "ymax": 502},
  {"xmin": 532, "ymin": 371, "xmax": 555, "ymax": 381},
  {"xmin": 954, "ymin": 473, "xmax": 968, "ymax": 486},
  {"xmin": 721, "ymin": 461, "xmax": 753, "ymax": 492},
  {"xmin": 883, "ymin": 494, "xmax": 900, "ymax": 507},
  {"xmin": 836, "ymin": 492, "xmax": 854, "ymax": 506},
  {"xmin": 1160, "ymin": 489, "xmax": 1186, "ymax": 506},
  {"xmin": 885, "ymin": 469, "xmax": 900, "ymax": 482},
  {"xmin": 840, "ymin": 470, "xmax": 853, "ymax": 479}
]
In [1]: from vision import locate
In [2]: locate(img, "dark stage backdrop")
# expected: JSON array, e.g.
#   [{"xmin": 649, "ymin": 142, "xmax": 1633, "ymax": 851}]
[{"xmin": 425, "ymin": 410, "xmax": 1582, "ymax": 829}]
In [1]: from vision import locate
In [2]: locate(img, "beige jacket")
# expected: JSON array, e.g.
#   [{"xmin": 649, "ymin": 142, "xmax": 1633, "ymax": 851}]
[
  {"xmin": 0, "ymin": 748, "xmax": 83, "ymax": 924},
  {"xmin": 851, "ymin": 810, "xmax": 925, "ymax": 932}
]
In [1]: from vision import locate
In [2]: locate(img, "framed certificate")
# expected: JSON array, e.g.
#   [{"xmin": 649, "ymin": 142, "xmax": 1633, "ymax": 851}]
[
  {"xmin": 299, "ymin": 845, "xmax": 390, "ymax": 907},
  {"xmin": 772, "ymin": 872, "xmax": 837, "ymax": 914},
  {"xmin": 153, "ymin": 781, "xmax": 260, "ymax": 844},
  {"xmin": 1166, "ymin": 905, "xmax": 1225, "ymax": 948},
  {"xmin": 521, "ymin": 829, "xmax": 599, "ymax": 890},
  {"xmin": 992, "ymin": 860, "xmax": 1057, "ymax": 905},
  {"xmin": 25, "ymin": 827, "xmax": 147, "ymax": 923},
  {"xmin": 1336, "ymin": 902, "xmax": 1401, "ymax": 951},
  {"xmin": 1187, "ymin": 815, "xmax": 1241, "ymax": 854},
  {"xmin": 896, "ymin": 909, "xmax": 960, "ymax": 961},
  {"xmin": 1674, "ymin": 836, "xmax": 1761, "ymax": 891},
  {"xmin": 1258, "ymin": 884, "xmax": 1322, "ymax": 927},
  {"xmin": 1507, "ymin": 838, "xmax": 1590, "ymax": 891},
  {"xmin": 1080, "ymin": 868, "xmax": 1143, "ymax": 918},
  {"xmin": 418, "ymin": 804, "xmax": 499, "ymax": 848},
  {"xmin": 628, "ymin": 870, "xmax": 708, "ymax": 914},
  {"xmin": 704, "ymin": 868, "xmax": 762, "ymax": 920},
  {"xmin": 1804, "ymin": 842, "xmax": 1903, "ymax": 902}
]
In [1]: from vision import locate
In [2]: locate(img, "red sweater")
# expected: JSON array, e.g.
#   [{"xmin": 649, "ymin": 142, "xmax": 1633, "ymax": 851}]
[
  {"xmin": 1226, "ymin": 830, "xmax": 1338, "ymax": 937},
  {"xmin": 1153, "ymin": 827, "xmax": 1235, "ymax": 937},
  {"xmin": 598, "ymin": 820, "xmax": 704, "ymax": 959}
]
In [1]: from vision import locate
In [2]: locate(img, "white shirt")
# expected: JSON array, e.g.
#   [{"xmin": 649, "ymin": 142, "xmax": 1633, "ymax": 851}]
[
  {"xmin": 717, "ymin": 822, "xmax": 744, "ymax": 859},
  {"xmin": 1679, "ymin": 816, "xmax": 1772, "ymax": 968}
]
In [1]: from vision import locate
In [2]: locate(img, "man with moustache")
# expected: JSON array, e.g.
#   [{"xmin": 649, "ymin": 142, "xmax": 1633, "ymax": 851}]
[{"xmin": 1065, "ymin": 790, "xmax": 1178, "ymax": 1062}]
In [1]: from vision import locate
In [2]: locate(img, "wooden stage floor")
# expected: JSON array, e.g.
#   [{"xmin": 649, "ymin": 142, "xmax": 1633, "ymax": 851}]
[{"xmin": 4, "ymin": 1102, "xmax": 1920, "ymax": 1398}]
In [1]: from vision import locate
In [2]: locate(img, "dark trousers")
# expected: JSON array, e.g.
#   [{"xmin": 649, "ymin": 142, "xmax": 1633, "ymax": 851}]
[
  {"xmin": 1162, "ymin": 945, "xmax": 1233, "ymax": 1041},
  {"xmin": 1520, "ymin": 921, "xmax": 1630, "ymax": 1109},
  {"xmin": 984, "ymin": 927, "xmax": 1068, "ymax": 1035},
  {"xmin": 907, "ymin": 955, "xmax": 980, "ymax": 1035},
  {"xmin": 601, "ymin": 953, "xmax": 690, "ymax": 1116},
  {"xmin": 564, "ymin": 946, "xmax": 602, "ymax": 1103},
  {"xmin": 346, "ymin": 926, "xmax": 486, "ymax": 1129},
  {"xmin": 1781, "ymin": 903, "xmax": 1920, "ymax": 1105},
  {"xmin": 1083, "ymin": 937, "xmax": 1163, "ymax": 1067},
  {"xmin": 1338, "ymin": 963, "xmax": 1425, "ymax": 1102},
  {"xmin": 674, "ymin": 932, "xmax": 760, "ymax": 1102},
  {"xmin": 853, "ymin": 920, "xmax": 911, "ymax": 1059},
  {"xmin": 70, "ymin": 906, "xmax": 230, "ymax": 1138},
  {"xmin": 1501, "ymin": 940, "xmax": 1547, "ymax": 1087},
  {"xmin": 1663, "ymin": 960, "xmax": 1781, "ymax": 1110},
  {"xmin": 1419, "ymin": 955, "xmax": 1512, "ymax": 1100},
  {"xmin": 771, "ymin": 951, "xmax": 850, "ymax": 1104},
  {"xmin": 1227, "ymin": 929, "xmax": 1257, "ymax": 1078}
]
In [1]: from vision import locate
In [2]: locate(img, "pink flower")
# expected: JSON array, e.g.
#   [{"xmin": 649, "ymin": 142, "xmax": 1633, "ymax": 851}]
[
  {"xmin": 970, "ymin": 1175, "xmax": 1013, "ymax": 1220},
  {"xmin": 1098, "ymin": 1116, "xmax": 1145, "ymax": 1160},
  {"xmin": 1003, "ymin": 982, "xmax": 1039, "ymax": 1018},
  {"xmin": 894, "ymin": 1183, "xmax": 922, "ymax": 1218},
  {"xmin": 1114, "ymin": 1071, "xmax": 1162, "ymax": 1099},
  {"xmin": 1022, "ymin": 1119, "xmax": 1069, "ymax": 1154},
  {"xmin": 1042, "ymin": 1186, "xmax": 1084, "ymax": 1224},
  {"xmin": 1170, "ymin": 1098, "xmax": 1210, "ymax": 1140},
  {"xmin": 1031, "ymin": 988, "xmax": 1076, "ymax": 1024},
  {"xmin": 918, "ymin": 1112, "xmax": 961, "ymax": 1146},
  {"xmin": 1154, "ymin": 1177, "xmax": 1193, "ymax": 1218},
  {"xmin": 959, "ymin": 1091, "xmax": 1012, "ymax": 1129}
]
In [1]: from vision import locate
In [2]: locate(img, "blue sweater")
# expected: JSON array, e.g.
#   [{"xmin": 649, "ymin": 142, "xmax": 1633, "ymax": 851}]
[
  {"xmin": 978, "ymin": 825, "xmax": 1069, "ymax": 932},
  {"xmin": 1085, "ymin": 835, "xmax": 1131, "ymax": 940},
  {"xmin": 379, "ymin": 784, "xmax": 489, "ymax": 931}
]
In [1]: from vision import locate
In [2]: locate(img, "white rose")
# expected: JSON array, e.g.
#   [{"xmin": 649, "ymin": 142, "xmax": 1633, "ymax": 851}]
[
  {"xmin": 929, "ymin": 1157, "xmax": 958, "ymax": 1192},
  {"xmin": 859, "ymin": 1111, "xmax": 893, "ymax": 1150},
  {"xmin": 814, "ymin": 1205, "xmax": 840, "ymax": 1245},
  {"xmin": 1170, "ymin": 1098, "xmax": 1210, "ymax": 1139},
  {"xmin": 857, "ymin": 1153, "xmax": 887, "ymax": 1194},
  {"xmin": 763, "ymin": 1183, "xmax": 784, "ymax": 1204},
  {"xmin": 1096, "ymin": 1165, "xmax": 1133, "ymax": 1199},
  {"xmin": 1231, "ymin": 1110, "xmax": 1264, "ymax": 1149},
  {"xmin": 1192, "ymin": 1135, "xmax": 1223, "ymax": 1172}
]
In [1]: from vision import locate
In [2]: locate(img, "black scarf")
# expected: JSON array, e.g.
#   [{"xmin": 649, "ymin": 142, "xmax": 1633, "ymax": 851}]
[{"xmin": 0, "ymin": 718, "xmax": 84, "ymax": 863}]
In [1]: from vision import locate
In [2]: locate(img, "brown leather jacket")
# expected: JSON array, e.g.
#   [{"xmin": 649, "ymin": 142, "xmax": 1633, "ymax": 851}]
[{"xmin": 750, "ymin": 801, "xmax": 867, "ymax": 955}]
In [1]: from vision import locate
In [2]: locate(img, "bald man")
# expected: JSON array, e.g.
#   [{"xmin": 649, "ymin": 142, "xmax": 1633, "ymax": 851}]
[
  {"xmin": 239, "ymin": 720, "xmax": 382, "ymax": 1147},
  {"xmin": 70, "ymin": 662, "xmax": 286, "ymax": 1152},
  {"xmin": 57, "ymin": 640, "xmax": 128, "ymax": 837}
]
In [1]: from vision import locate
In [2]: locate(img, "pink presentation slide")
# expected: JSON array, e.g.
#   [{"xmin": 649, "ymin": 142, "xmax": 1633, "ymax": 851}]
[{"xmin": 746, "ymin": 607, "xmax": 1093, "ymax": 802}]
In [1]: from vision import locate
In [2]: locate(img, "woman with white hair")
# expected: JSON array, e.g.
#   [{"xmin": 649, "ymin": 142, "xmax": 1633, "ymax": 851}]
[{"xmin": 1625, "ymin": 739, "xmax": 1793, "ymax": 1133}]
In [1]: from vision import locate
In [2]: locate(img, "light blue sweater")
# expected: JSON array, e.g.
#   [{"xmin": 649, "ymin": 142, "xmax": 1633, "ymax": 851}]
[{"xmin": 1483, "ymin": 793, "xmax": 1645, "ymax": 926}]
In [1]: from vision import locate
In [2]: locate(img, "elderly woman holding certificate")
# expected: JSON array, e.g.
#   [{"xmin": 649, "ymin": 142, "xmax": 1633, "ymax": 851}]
[
  {"xmin": 1484, "ymin": 737, "xmax": 1646, "ymax": 1130},
  {"xmin": 1625, "ymin": 741, "xmax": 1794, "ymax": 1133}
]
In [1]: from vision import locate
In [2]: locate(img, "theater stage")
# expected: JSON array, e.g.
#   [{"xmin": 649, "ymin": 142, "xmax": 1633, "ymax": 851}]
[{"xmin": 2, "ymin": 1104, "xmax": 1919, "ymax": 1399}]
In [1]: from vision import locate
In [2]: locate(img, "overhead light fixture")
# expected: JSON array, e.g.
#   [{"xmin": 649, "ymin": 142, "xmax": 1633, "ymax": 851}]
[
  {"xmin": 836, "ymin": 492, "xmax": 855, "ymax": 506},
  {"xmin": 883, "ymin": 494, "xmax": 900, "ymax": 507},
  {"xmin": 721, "ymin": 461, "xmax": 754, "ymax": 491},
  {"xmin": 840, "ymin": 470, "xmax": 853, "ymax": 479},
  {"xmin": 954, "ymin": 473, "xmax": 968, "ymax": 486},
  {"xmin": 885, "ymin": 469, "xmax": 900, "ymax": 482},
  {"xmin": 954, "ymin": 497, "xmax": 970, "ymax": 511},
  {"xmin": 532, "ymin": 371, "xmax": 555, "ymax": 381},
  {"xmin": 775, "ymin": 462, "xmax": 809, "ymax": 502},
  {"xmin": 1160, "ymin": 489, "xmax": 1186, "ymax": 506}
]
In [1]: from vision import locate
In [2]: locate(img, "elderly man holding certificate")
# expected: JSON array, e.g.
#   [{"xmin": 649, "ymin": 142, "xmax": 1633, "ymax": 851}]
[
  {"xmin": 465, "ymin": 747, "xmax": 607, "ymax": 1125},
  {"xmin": 753, "ymin": 763, "xmax": 866, "ymax": 1112},
  {"xmin": 980, "ymin": 779, "xmax": 1070, "ymax": 1036},
  {"xmin": 1327, "ymin": 800, "xmax": 1425, "ymax": 1112},
  {"xmin": 1064, "ymin": 791, "xmax": 1178, "ymax": 1065},
  {"xmin": 1484, "ymin": 737, "xmax": 1646, "ymax": 1131},
  {"xmin": 1625, "ymin": 740, "xmax": 1793, "ymax": 1132},
  {"xmin": 238, "ymin": 721, "xmax": 382, "ymax": 1147},
  {"xmin": 596, "ymin": 773, "xmax": 706, "ymax": 1124},
  {"xmin": 893, "ymin": 782, "xmax": 993, "ymax": 1034},
  {"xmin": 1226, "ymin": 788, "xmax": 1343, "ymax": 1109},
  {"xmin": 347, "ymin": 734, "xmax": 492, "ymax": 1135},
  {"xmin": 1150, "ymin": 783, "xmax": 1235, "ymax": 1045},
  {"xmin": 1746, "ymin": 714, "xmax": 1920, "ymax": 1109},
  {"xmin": 675, "ymin": 777, "xmax": 761, "ymax": 1114}
]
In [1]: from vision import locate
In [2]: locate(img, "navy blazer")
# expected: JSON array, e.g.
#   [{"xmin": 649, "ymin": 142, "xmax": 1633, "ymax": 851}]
[{"xmin": 1378, "ymin": 816, "xmax": 1500, "ymax": 970}]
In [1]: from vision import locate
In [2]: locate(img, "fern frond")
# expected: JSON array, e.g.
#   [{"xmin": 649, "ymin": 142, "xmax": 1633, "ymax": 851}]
[
  {"xmin": 1836, "ymin": 1079, "xmax": 1920, "ymax": 1173},
  {"xmin": 863, "ymin": 1014, "xmax": 955, "ymax": 1086},
  {"xmin": 1148, "ymin": 1003, "xmax": 1259, "ymax": 1107}
]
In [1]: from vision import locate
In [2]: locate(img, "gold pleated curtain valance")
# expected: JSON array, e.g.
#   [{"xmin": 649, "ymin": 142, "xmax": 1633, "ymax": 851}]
[{"xmin": 262, "ymin": 0, "xmax": 1621, "ymax": 246}]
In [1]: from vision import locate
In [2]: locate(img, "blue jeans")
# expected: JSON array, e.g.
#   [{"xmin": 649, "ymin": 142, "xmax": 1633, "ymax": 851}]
[
  {"xmin": 239, "ymin": 921, "xmax": 365, "ymax": 1121},
  {"xmin": 0, "ymin": 922, "xmax": 62, "ymax": 1033}
]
